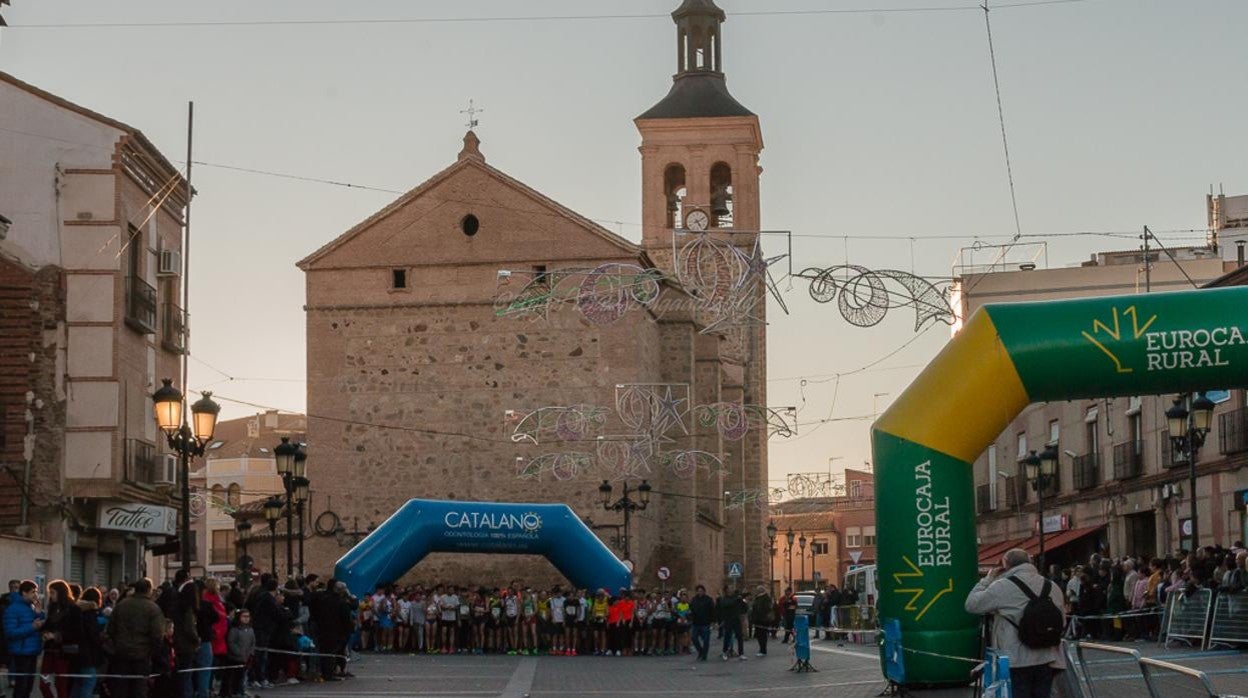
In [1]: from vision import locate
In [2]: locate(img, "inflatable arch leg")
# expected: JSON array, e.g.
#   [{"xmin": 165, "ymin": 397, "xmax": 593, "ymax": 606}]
[
  {"xmin": 871, "ymin": 287, "xmax": 1248, "ymax": 684},
  {"xmin": 334, "ymin": 499, "xmax": 632, "ymax": 599}
]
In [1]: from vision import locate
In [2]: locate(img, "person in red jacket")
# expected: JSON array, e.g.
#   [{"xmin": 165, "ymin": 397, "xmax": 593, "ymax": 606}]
[{"xmin": 202, "ymin": 578, "xmax": 229, "ymax": 690}]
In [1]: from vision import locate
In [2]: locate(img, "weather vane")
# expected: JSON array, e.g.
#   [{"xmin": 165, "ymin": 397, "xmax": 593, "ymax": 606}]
[{"xmin": 461, "ymin": 99, "xmax": 483, "ymax": 130}]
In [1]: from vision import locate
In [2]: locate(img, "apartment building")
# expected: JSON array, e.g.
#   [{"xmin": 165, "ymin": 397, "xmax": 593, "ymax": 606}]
[
  {"xmin": 0, "ymin": 71, "xmax": 187, "ymax": 586},
  {"xmin": 769, "ymin": 468, "xmax": 877, "ymax": 593}
]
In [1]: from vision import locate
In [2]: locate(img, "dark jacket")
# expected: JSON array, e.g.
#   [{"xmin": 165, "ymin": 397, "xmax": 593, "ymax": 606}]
[
  {"xmin": 43, "ymin": 601, "xmax": 81, "ymax": 653},
  {"xmin": 173, "ymin": 605, "xmax": 199, "ymax": 661},
  {"xmin": 72, "ymin": 601, "xmax": 105, "ymax": 669},
  {"xmin": 714, "ymin": 594, "xmax": 740, "ymax": 624},
  {"xmin": 750, "ymin": 594, "xmax": 774, "ymax": 626},
  {"xmin": 106, "ymin": 595, "xmax": 165, "ymax": 660},
  {"xmin": 3, "ymin": 595, "xmax": 42, "ymax": 657},
  {"xmin": 226, "ymin": 624, "xmax": 256, "ymax": 661},
  {"xmin": 688, "ymin": 594, "xmax": 715, "ymax": 626},
  {"xmin": 248, "ymin": 591, "xmax": 279, "ymax": 646}
]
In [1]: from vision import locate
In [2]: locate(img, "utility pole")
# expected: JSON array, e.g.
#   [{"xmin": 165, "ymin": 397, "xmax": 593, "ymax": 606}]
[{"xmin": 1142, "ymin": 226, "xmax": 1152, "ymax": 293}]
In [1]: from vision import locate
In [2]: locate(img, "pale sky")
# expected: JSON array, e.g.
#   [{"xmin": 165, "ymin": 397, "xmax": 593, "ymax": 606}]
[{"xmin": 2, "ymin": 0, "xmax": 1245, "ymax": 493}]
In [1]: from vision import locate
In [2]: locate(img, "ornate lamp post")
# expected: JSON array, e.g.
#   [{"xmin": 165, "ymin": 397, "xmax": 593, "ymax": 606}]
[
  {"xmin": 263, "ymin": 496, "xmax": 282, "ymax": 575},
  {"xmin": 152, "ymin": 379, "xmax": 220, "ymax": 575},
  {"xmin": 1023, "ymin": 446, "xmax": 1059, "ymax": 571},
  {"xmin": 1167, "ymin": 392, "xmax": 1215, "ymax": 550},
  {"xmin": 798, "ymin": 533, "xmax": 808, "ymax": 589},
  {"xmin": 599, "ymin": 479, "xmax": 651, "ymax": 564},
  {"xmin": 766, "ymin": 520, "xmax": 778, "ymax": 593},
  {"xmin": 785, "ymin": 527, "xmax": 796, "ymax": 587},
  {"xmin": 292, "ymin": 475, "xmax": 310, "ymax": 577},
  {"xmin": 273, "ymin": 437, "xmax": 298, "ymax": 579}
]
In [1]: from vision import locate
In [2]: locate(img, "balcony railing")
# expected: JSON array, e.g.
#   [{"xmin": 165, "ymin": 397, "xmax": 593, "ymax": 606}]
[
  {"xmin": 1112, "ymin": 440, "xmax": 1144, "ymax": 479},
  {"xmin": 1219, "ymin": 407, "xmax": 1248, "ymax": 455},
  {"xmin": 1072, "ymin": 452, "xmax": 1100, "ymax": 490},
  {"xmin": 1160, "ymin": 429, "xmax": 1189, "ymax": 469},
  {"xmin": 161, "ymin": 302, "xmax": 186, "ymax": 354},
  {"xmin": 976, "ymin": 483, "xmax": 993, "ymax": 513},
  {"xmin": 124, "ymin": 439, "xmax": 157, "ymax": 485},
  {"xmin": 124, "ymin": 275, "xmax": 157, "ymax": 334}
]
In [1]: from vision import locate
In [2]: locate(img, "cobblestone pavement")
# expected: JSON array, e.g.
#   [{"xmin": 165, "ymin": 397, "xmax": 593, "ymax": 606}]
[{"xmin": 253, "ymin": 638, "xmax": 1248, "ymax": 697}]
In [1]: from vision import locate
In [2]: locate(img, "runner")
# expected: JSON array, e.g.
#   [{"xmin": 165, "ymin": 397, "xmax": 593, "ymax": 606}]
[
  {"xmin": 438, "ymin": 585, "xmax": 459, "ymax": 654},
  {"xmin": 549, "ymin": 588, "xmax": 565, "ymax": 655},
  {"xmin": 591, "ymin": 589, "xmax": 610, "ymax": 656}
]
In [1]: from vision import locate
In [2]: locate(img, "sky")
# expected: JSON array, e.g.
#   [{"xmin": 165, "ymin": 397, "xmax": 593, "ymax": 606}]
[{"xmin": 2, "ymin": 0, "xmax": 1245, "ymax": 494}]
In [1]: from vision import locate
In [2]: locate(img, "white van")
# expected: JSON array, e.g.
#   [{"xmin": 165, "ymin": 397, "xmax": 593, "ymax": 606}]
[{"xmin": 843, "ymin": 564, "xmax": 878, "ymax": 608}]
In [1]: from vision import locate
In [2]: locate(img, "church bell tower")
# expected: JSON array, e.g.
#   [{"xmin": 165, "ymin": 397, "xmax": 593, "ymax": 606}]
[
  {"xmin": 635, "ymin": 0, "xmax": 769, "ymax": 591},
  {"xmin": 636, "ymin": 0, "xmax": 763, "ymax": 250}
]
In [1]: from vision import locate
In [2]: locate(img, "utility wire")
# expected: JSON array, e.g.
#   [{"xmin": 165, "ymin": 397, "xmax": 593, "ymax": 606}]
[
  {"xmin": 5, "ymin": 1, "xmax": 1085, "ymax": 29},
  {"xmin": 981, "ymin": 0, "xmax": 1023, "ymax": 241}
]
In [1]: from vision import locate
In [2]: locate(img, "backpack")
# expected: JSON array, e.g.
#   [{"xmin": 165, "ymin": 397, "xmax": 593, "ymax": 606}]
[{"xmin": 1005, "ymin": 577, "xmax": 1063, "ymax": 649}]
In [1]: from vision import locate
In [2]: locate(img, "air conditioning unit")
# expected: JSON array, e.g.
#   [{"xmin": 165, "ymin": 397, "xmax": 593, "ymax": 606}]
[
  {"xmin": 155, "ymin": 454, "xmax": 178, "ymax": 485},
  {"xmin": 158, "ymin": 248, "xmax": 181, "ymax": 276}
]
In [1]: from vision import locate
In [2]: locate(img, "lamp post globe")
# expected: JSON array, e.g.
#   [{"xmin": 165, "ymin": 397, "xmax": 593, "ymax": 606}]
[
  {"xmin": 1166, "ymin": 396, "xmax": 1189, "ymax": 439},
  {"xmin": 189, "ymin": 391, "xmax": 220, "ymax": 444},
  {"xmin": 637, "ymin": 480, "xmax": 652, "ymax": 507},
  {"xmin": 152, "ymin": 379, "xmax": 183, "ymax": 435},
  {"xmin": 274, "ymin": 437, "xmax": 297, "ymax": 478},
  {"xmin": 598, "ymin": 480, "xmax": 613, "ymax": 508},
  {"xmin": 1191, "ymin": 392, "xmax": 1216, "ymax": 433}
]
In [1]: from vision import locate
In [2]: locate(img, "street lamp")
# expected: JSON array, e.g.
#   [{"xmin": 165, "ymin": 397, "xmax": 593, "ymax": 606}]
[
  {"xmin": 273, "ymin": 437, "xmax": 299, "ymax": 579},
  {"xmin": 152, "ymin": 379, "xmax": 220, "ymax": 575},
  {"xmin": 766, "ymin": 520, "xmax": 778, "ymax": 593},
  {"xmin": 1167, "ymin": 392, "xmax": 1215, "ymax": 551},
  {"xmin": 798, "ymin": 533, "xmax": 808, "ymax": 589},
  {"xmin": 292, "ymin": 475, "xmax": 310, "ymax": 577},
  {"xmin": 785, "ymin": 527, "xmax": 796, "ymax": 588},
  {"xmin": 263, "ymin": 496, "xmax": 282, "ymax": 576},
  {"xmin": 1023, "ymin": 446, "xmax": 1059, "ymax": 570},
  {"xmin": 599, "ymin": 479, "xmax": 651, "ymax": 565}
]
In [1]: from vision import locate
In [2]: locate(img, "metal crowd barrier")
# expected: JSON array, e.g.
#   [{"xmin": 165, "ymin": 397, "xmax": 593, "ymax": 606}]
[
  {"xmin": 1207, "ymin": 591, "xmax": 1248, "ymax": 650},
  {"xmin": 1073, "ymin": 641, "xmax": 1150, "ymax": 698},
  {"xmin": 1138, "ymin": 657, "xmax": 1219, "ymax": 698},
  {"xmin": 1063, "ymin": 641, "xmax": 1227, "ymax": 698},
  {"xmin": 1165, "ymin": 588, "xmax": 1217, "ymax": 649}
]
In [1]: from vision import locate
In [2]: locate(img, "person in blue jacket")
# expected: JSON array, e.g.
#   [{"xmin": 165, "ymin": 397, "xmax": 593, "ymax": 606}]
[{"xmin": 4, "ymin": 580, "xmax": 45, "ymax": 698}]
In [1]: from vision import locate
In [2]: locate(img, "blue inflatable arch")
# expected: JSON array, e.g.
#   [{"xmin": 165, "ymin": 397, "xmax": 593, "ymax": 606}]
[{"xmin": 334, "ymin": 499, "xmax": 632, "ymax": 598}]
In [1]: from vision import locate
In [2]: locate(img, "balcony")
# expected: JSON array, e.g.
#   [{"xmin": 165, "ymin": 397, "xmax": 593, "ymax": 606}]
[
  {"xmin": 1072, "ymin": 452, "xmax": 1100, "ymax": 490},
  {"xmin": 124, "ymin": 275, "xmax": 157, "ymax": 334},
  {"xmin": 1219, "ymin": 407, "xmax": 1248, "ymax": 455},
  {"xmin": 173, "ymin": 538, "xmax": 198, "ymax": 564},
  {"xmin": 161, "ymin": 302, "xmax": 186, "ymax": 354},
  {"xmin": 1160, "ymin": 430, "xmax": 1189, "ymax": 469},
  {"xmin": 976, "ymin": 483, "xmax": 993, "ymax": 513},
  {"xmin": 124, "ymin": 439, "xmax": 156, "ymax": 485},
  {"xmin": 1112, "ymin": 440, "xmax": 1144, "ymax": 479}
]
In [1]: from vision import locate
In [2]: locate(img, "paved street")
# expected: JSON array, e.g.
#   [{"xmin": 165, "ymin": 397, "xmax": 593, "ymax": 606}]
[{"xmin": 249, "ymin": 639, "xmax": 1248, "ymax": 697}]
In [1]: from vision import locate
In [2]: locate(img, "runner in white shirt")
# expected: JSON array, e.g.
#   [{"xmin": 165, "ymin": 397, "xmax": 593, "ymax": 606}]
[
  {"xmin": 550, "ymin": 589, "xmax": 566, "ymax": 655},
  {"xmin": 439, "ymin": 590, "xmax": 460, "ymax": 653}
]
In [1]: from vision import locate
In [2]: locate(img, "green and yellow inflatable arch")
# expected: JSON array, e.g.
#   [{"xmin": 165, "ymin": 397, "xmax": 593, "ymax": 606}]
[{"xmin": 872, "ymin": 286, "xmax": 1248, "ymax": 685}]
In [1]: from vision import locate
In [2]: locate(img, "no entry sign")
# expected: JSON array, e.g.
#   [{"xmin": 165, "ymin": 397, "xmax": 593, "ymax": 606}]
[{"xmin": 657, "ymin": 566, "xmax": 671, "ymax": 581}]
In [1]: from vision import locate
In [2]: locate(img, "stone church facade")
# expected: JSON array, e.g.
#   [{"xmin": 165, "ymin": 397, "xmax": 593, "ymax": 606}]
[{"xmin": 298, "ymin": 0, "xmax": 770, "ymax": 591}]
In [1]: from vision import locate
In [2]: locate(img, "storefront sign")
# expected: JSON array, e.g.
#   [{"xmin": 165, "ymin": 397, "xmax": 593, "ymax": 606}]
[{"xmin": 97, "ymin": 502, "xmax": 176, "ymax": 536}]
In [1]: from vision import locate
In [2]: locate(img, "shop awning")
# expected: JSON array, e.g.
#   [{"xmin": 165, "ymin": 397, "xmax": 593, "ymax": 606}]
[{"xmin": 977, "ymin": 524, "xmax": 1105, "ymax": 572}]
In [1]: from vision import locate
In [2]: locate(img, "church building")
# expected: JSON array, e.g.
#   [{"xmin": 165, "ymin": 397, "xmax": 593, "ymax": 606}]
[{"xmin": 297, "ymin": 0, "xmax": 770, "ymax": 590}]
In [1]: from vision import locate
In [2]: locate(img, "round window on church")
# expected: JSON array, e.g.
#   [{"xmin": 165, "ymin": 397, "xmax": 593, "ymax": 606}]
[{"xmin": 461, "ymin": 214, "xmax": 480, "ymax": 237}]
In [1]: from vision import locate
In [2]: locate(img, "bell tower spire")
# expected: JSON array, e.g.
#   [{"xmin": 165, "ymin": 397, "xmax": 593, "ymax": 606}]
[{"xmin": 674, "ymin": 0, "xmax": 726, "ymax": 75}]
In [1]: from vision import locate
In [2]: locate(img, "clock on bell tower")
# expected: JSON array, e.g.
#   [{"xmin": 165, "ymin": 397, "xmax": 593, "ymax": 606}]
[{"xmin": 635, "ymin": 0, "xmax": 763, "ymax": 251}]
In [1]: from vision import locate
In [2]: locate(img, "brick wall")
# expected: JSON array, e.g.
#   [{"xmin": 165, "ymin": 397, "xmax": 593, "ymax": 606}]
[{"xmin": 0, "ymin": 256, "xmax": 64, "ymax": 532}]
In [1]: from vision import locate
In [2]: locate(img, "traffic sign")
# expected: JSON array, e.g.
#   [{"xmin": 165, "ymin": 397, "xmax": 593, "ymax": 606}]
[
  {"xmin": 657, "ymin": 566, "xmax": 671, "ymax": 581},
  {"xmin": 726, "ymin": 561, "xmax": 743, "ymax": 578},
  {"xmin": 849, "ymin": 550, "xmax": 863, "ymax": 564}
]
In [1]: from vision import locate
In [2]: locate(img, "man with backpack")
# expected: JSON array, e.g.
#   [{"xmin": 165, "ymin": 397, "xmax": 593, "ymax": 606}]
[{"xmin": 965, "ymin": 548, "xmax": 1066, "ymax": 698}]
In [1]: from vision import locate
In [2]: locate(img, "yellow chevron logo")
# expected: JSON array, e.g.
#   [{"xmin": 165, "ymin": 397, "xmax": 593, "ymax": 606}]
[
  {"xmin": 891, "ymin": 556, "xmax": 956, "ymax": 621},
  {"xmin": 1081, "ymin": 306, "xmax": 1157, "ymax": 374}
]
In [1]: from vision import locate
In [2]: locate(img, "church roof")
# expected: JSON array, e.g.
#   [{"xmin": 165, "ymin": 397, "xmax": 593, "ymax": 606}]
[
  {"xmin": 297, "ymin": 131, "xmax": 642, "ymax": 269},
  {"xmin": 636, "ymin": 72, "xmax": 755, "ymax": 120}
]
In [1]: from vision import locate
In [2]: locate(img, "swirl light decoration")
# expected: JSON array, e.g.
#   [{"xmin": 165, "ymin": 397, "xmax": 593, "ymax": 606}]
[
  {"xmin": 494, "ymin": 264, "xmax": 663, "ymax": 325},
  {"xmin": 796, "ymin": 265, "xmax": 954, "ymax": 331},
  {"xmin": 673, "ymin": 232, "xmax": 789, "ymax": 334}
]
